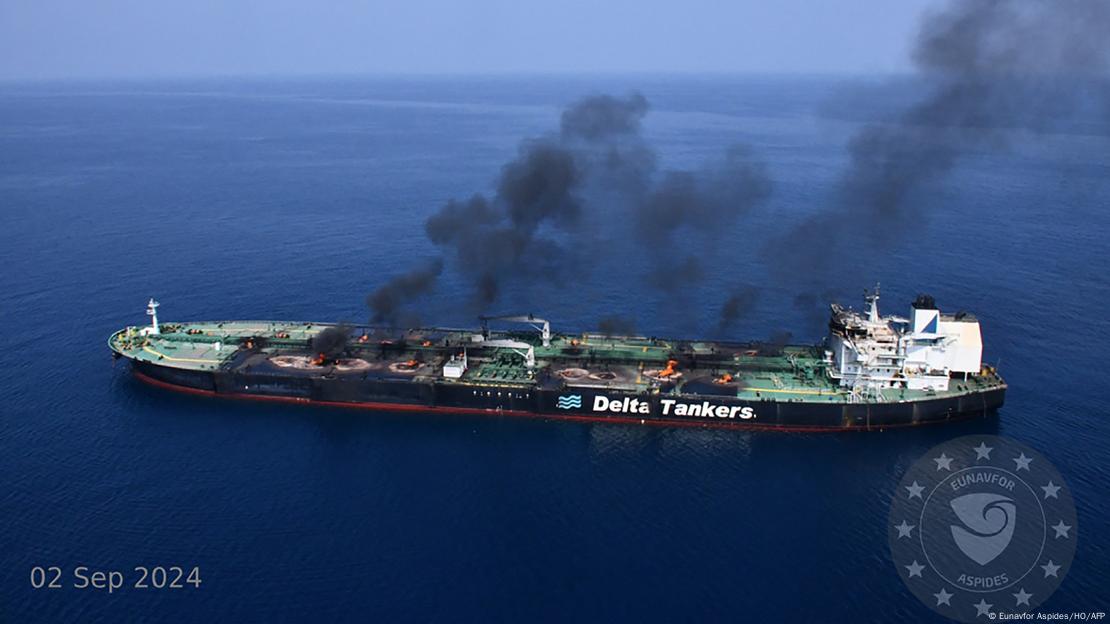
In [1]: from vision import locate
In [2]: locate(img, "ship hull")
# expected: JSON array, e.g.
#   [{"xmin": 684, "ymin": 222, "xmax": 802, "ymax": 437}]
[{"xmin": 130, "ymin": 360, "xmax": 1005, "ymax": 432}]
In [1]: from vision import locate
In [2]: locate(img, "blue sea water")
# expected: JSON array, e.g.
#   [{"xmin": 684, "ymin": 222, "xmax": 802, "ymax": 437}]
[{"xmin": 1, "ymin": 75, "xmax": 1108, "ymax": 622}]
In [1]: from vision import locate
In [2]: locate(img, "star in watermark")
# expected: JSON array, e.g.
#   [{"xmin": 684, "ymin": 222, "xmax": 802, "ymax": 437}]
[
  {"xmin": 889, "ymin": 435, "xmax": 1078, "ymax": 623},
  {"xmin": 895, "ymin": 520, "xmax": 915, "ymax": 539},
  {"xmin": 1041, "ymin": 481, "xmax": 1061, "ymax": 499},
  {"xmin": 1052, "ymin": 520, "xmax": 1072, "ymax": 539},
  {"xmin": 905, "ymin": 560, "xmax": 924, "ymax": 578},
  {"xmin": 973, "ymin": 442, "xmax": 993, "ymax": 460},
  {"xmin": 905, "ymin": 481, "xmax": 924, "ymax": 499},
  {"xmin": 934, "ymin": 453, "xmax": 954, "ymax": 471}
]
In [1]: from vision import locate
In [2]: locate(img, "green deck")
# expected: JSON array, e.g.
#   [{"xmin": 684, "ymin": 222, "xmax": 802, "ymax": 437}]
[{"xmin": 109, "ymin": 320, "xmax": 1006, "ymax": 404}]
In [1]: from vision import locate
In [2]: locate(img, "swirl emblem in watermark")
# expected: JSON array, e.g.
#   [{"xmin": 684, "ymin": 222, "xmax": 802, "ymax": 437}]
[{"xmin": 889, "ymin": 435, "xmax": 1077, "ymax": 622}]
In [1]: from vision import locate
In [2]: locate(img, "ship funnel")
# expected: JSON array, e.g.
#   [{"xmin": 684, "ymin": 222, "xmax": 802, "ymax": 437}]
[{"xmin": 911, "ymin": 293, "xmax": 940, "ymax": 334}]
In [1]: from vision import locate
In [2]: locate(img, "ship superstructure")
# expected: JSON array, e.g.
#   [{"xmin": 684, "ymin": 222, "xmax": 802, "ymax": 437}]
[
  {"xmin": 826, "ymin": 289, "xmax": 985, "ymax": 397},
  {"xmin": 109, "ymin": 289, "xmax": 1005, "ymax": 431}
]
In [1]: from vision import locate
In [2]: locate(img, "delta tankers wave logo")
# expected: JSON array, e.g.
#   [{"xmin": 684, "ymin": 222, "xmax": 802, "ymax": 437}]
[
  {"xmin": 555, "ymin": 395, "xmax": 582, "ymax": 409},
  {"xmin": 556, "ymin": 395, "xmax": 756, "ymax": 419}
]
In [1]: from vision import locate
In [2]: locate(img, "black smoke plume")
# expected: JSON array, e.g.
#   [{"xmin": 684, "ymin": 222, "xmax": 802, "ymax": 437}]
[
  {"xmin": 423, "ymin": 139, "xmax": 583, "ymax": 307},
  {"xmin": 719, "ymin": 286, "xmax": 760, "ymax": 331},
  {"xmin": 755, "ymin": 330, "xmax": 794, "ymax": 356},
  {"xmin": 561, "ymin": 93, "xmax": 649, "ymax": 141},
  {"xmin": 597, "ymin": 315, "xmax": 638, "ymax": 337},
  {"xmin": 793, "ymin": 288, "xmax": 845, "ymax": 336},
  {"xmin": 367, "ymin": 259, "xmax": 444, "ymax": 324},
  {"xmin": 417, "ymin": 92, "xmax": 772, "ymax": 311},
  {"xmin": 638, "ymin": 146, "xmax": 771, "ymax": 246},
  {"xmin": 311, "ymin": 324, "xmax": 352, "ymax": 357},
  {"xmin": 773, "ymin": 0, "xmax": 1110, "ymax": 279},
  {"xmin": 645, "ymin": 256, "xmax": 704, "ymax": 293},
  {"xmin": 422, "ymin": 94, "xmax": 650, "ymax": 307}
]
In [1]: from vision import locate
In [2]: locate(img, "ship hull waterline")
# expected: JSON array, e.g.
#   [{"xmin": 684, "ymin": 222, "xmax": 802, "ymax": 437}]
[{"xmin": 127, "ymin": 360, "xmax": 1005, "ymax": 433}]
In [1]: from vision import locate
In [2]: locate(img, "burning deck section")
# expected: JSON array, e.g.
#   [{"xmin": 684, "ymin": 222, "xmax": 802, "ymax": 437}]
[
  {"xmin": 110, "ymin": 325, "xmax": 995, "ymax": 405},
  {"xmin": 109, "ymin": 291, "xmax": 1007, "ymax": 424},
  {"xmin": 112, "ymin": 321, "xmax": 822, "ymax": 392}
]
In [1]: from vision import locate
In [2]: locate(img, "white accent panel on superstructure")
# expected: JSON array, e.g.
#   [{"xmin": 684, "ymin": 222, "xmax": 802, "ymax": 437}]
[
  {"xmin": 939, "ymin": 319, "xmax": 982, "ymax": 374},
  {"xmin": 824, "ymin": 288, "xmax": 985, "ymax": 395}
]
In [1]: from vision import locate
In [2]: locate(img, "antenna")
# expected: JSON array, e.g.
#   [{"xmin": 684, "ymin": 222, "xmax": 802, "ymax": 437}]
[
  {"xmin": 146, "ymin": 298, "xmax": 161, "ymax": 335},
  {"xmin": 865, "ymin": 283, "xmax": 881, "ymax": 322}
]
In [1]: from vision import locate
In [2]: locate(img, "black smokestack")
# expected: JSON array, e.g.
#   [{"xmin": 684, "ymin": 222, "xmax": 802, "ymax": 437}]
[
  {"xmin": 367, "ymin": 259, "xmax": 444, "ymax": 324},
  {"xmin": 311, "ymin": 324, "xmax": 352, "ymax": 358}
]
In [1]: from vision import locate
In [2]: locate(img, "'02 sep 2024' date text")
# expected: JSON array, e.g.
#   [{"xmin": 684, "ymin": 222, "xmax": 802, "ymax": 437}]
[{"xmin": 30, "ymin": 565, "xmax": 202, "ymax": 593}]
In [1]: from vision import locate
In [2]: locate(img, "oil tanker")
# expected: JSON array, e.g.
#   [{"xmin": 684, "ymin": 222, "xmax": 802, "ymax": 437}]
[{"xmin": 108, "ymin": 288, "xmax": 1005, "ymax": 431}]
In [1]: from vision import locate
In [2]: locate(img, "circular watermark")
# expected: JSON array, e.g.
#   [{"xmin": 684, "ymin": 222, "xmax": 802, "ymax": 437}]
[{"xmin": 889, "ymin": 435, "xmax": 1077, "ymax": 622}]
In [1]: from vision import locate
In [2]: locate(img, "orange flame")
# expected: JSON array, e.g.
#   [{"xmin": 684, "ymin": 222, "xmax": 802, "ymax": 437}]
[
  {"xmin": 358, "ymin": 334, "xmax": 369, "ymax": 343},
  {"xmin": 715, "ymin": 373, "xmax": 734, "ymax": 385},
  {"xmin": 655, "ymin": 359, "xmax": 679, "ymax": 378},
  {"xmin": 312, "ymin": 353, "xmax": 328, "ymax": 366},
  {"xmin": 422, "ymin": 340, "xmax": 432, "ymax": 347}
]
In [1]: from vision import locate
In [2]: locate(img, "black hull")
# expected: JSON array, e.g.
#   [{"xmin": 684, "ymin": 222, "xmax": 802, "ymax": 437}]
[{"xmin": 131, "ymin": 361, "xmax": 1005, "ymax": 432}]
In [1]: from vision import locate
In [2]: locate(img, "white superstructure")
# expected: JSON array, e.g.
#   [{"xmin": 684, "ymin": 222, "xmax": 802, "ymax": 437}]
[{"xmin": 824, "ymin": 287, "xmax": 984, "ymax": 395}]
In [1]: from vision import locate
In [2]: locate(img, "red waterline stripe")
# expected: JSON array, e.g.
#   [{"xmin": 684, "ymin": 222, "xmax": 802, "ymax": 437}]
[{"xmin": 130, "ymin": 369, "xmax": 983, "ymax": 433}]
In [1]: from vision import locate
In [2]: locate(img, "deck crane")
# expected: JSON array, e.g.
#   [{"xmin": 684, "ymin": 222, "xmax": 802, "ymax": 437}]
[{"xmin": 478, "ymin": 314, "xmax": 551, "ymax": 348}]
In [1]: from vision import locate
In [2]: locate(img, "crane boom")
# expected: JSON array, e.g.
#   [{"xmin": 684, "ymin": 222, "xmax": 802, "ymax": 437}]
[
  {"xmin": 480, "ymin": 339, "xmax": 536, "ymax": 368},
  {"xmin": 478, "ymin": 314, "xmax": 551, "ymax": 347}
]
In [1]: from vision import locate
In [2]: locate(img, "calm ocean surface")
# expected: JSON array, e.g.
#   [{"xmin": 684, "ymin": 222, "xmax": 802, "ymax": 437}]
[{"xmin": 1, "ymin": 76, "xmax": 1107, "ymax": 622}]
